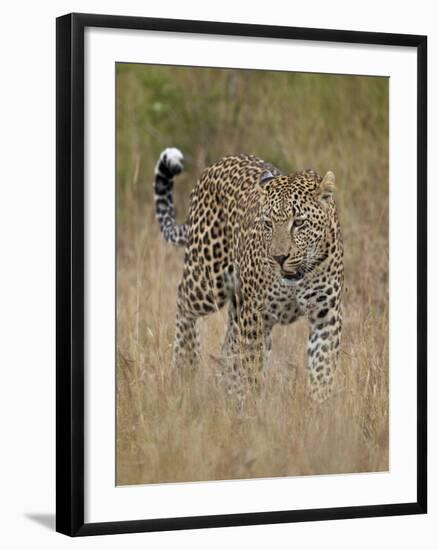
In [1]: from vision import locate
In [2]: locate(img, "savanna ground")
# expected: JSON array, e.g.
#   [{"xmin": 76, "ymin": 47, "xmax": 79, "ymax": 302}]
[{"xmin": 116, "ymin": 65, "xmax": 389, "ymax": 485}]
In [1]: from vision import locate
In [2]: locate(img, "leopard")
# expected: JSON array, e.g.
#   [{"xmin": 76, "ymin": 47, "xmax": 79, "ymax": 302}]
[{"xmin": 153, "ymin": 147, "xmax": 344, "ymax": 402}]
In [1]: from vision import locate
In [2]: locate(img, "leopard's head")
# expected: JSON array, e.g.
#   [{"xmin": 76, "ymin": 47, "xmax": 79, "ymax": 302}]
[{"xmin": 258, "ymin": 169, "xmax": 336, "ymax": 284}]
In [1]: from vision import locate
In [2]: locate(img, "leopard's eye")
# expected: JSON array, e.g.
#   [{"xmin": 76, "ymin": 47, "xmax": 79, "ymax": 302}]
[
  {"xmin": 293, "ymin": 218, "xmax": 305, "ymax": 230},
  {"xmin": 263, "ymin": 219, "xmax": 273, "ymax": 230}
]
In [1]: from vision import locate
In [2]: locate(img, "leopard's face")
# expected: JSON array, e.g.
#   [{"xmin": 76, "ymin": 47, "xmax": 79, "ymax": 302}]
[{"xmin": 259, "ymin": 170, "xmax": 336, "ymax": 283}]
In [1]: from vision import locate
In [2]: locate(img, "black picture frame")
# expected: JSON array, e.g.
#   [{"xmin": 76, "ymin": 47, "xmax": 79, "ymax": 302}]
[{"xmin": 56, "ymin": 12, "xmax": 427, "ymax": 537}]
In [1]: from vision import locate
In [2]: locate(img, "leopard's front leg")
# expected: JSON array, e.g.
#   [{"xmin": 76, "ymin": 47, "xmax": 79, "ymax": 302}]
[
  {"xmin": 221, "ymin": 291, "xmax": 273, "ymax": 401},
  {"xmin": 307, "ymin": 299, "xmax": 342, "ymax": 402},
  {"xmin": 235, "ymin": 286, "xmax": 266, "ymax": 392}
]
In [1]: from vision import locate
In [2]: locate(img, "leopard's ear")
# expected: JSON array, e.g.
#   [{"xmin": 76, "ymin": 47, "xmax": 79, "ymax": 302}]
[
  {"xmin": 318, "ymin": 171, "xmax": 336, "ymax": 203},
  {"xmin": 257, "ymin": 170, "xmax": 275, "ymax": 194},
  {"xmin": 259, "ymin": 170, "xmax": 275, "ymax": 187}
]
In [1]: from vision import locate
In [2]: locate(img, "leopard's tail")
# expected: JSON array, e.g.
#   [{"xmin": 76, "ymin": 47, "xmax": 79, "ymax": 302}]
[{"xmin": 153, "ymin": 147, "xmax": 188, "ymax": 247}]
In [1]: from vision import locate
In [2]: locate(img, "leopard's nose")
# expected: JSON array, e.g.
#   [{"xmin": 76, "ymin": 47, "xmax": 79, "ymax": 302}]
[{"xmin": 273, "ymin": 254, "xmax": 289, "ymax": 267}]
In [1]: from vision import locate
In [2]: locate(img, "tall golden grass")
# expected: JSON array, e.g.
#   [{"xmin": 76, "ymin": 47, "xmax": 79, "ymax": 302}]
[{"xmin": 116, "ymin": 65, "xmax": 389, "ymax": 485}]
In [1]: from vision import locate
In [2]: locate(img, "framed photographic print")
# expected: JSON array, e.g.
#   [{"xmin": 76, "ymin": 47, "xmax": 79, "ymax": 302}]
[{"xmin": 56, "ymin": 12, "xmax": 427, "ymax": 536}]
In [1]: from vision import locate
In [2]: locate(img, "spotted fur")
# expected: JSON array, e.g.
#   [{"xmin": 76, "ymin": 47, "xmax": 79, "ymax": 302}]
[{"xmin": 153, "ymin": 148, "xmax": 344, "ymax": 402}]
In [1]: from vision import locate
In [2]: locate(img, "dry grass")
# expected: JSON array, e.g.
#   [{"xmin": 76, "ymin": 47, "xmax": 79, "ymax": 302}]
[{"xmin": 116, "ymin": 66, "xmax": 389, "ymax": 485}]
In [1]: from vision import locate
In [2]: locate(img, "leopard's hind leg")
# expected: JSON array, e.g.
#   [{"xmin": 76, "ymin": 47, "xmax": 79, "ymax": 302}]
[
  {"xmin": 172, "ymin": 308, "xmax": 200, "ymax": 371},
  {"xmin": 172, "ymin": 264, "xmax": 229, "ymax": 371},
  {"xmin": 172, "ymin": 283, "xmax": 201, "ymax": 371}
]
